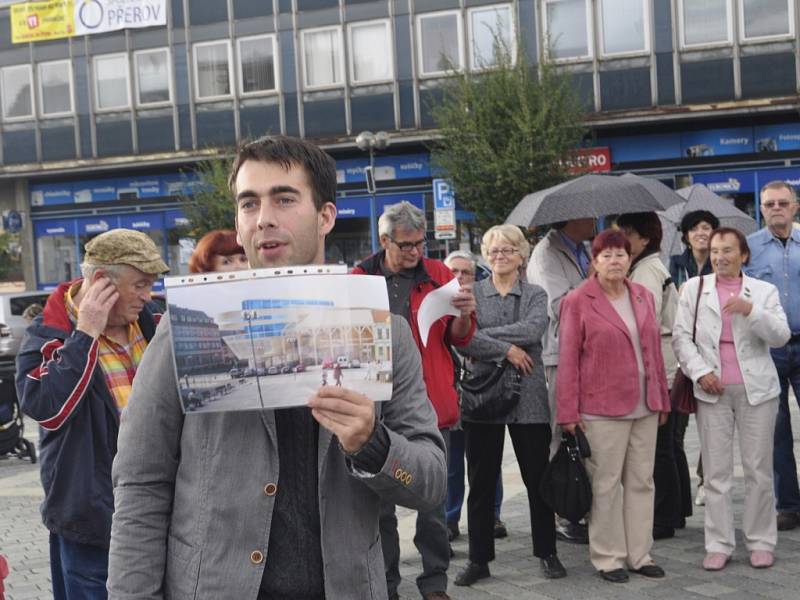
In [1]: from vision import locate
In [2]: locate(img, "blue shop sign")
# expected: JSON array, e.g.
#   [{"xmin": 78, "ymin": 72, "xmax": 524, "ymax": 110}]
[
  {"xmin": 120, "ymin": 213, "xmax": 165, "ymax": 231},
  {"xmin": 691, "ymin": 170, "xmax": 756, "ymax": 194},
  {"xmin": 165, "ymin": 209, "xmax": 190, "ymax": 229},
  {"xmin": 681, "ymin": 128, "xmax": 753, "ymax": 158},
  {"xmin": 77, "ymin": 216, "xmax": 119, "ymax": 235},
  {"xmin": 753, "ymin": 124, "xmax": 800, "ymax": 152},
  {"xmin": 34, "ymin": 219, "xmax": 75, "ymax": 237},
  {"xmin": 335, "ymin": 154, "xmax": 430, "ymax": 185},
  {"xmin": 756, "ymin": 167, "xmax": 800, "ymax": 188},
  {"xmin": 335, "ymin": 192, "xmax": 425, "ymax": 219},
  {"xmin": 30, "ymin": 173, "xmax": 198, "ymax": 206},
  {"xmin": 597, "ymin": 133, "xmax": 681, "ymax": 163}
]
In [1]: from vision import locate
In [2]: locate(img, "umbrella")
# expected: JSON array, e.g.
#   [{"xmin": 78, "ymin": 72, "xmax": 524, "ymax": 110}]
[
  {"xmin": 658, "ymin": 183, "xmax": 759, "ymax": 262},
  {"xmin": 506, "ymin": 174, "xmax": 684, "ymax": 229}
]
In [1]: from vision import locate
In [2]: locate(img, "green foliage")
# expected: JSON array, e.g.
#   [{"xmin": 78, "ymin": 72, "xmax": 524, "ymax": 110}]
[
  {"xmin": 178, "ymin": 155, "xmax": 236, "ymax": 238},
  {"xmin": 0, "ymin": 231, "xmax": 20, "ymax": 280},
  {"xmin": 429, "ymin": 45, "xmax": 587, "ymax": 231}
]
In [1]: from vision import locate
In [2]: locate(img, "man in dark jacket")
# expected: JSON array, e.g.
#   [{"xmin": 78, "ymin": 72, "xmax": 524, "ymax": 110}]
[
  {"xmin": 353, "ymin": 201, "xmax": 476, "ymax": 600},
  {"xmin": 16, "ymin": 228, "xmax": 167, "ymax": 600}
]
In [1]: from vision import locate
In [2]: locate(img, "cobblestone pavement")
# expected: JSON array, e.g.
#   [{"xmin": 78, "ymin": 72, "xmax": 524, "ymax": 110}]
[{"xmin": 2, "ymin": 406, "xmax": 800, "ymax": 600}]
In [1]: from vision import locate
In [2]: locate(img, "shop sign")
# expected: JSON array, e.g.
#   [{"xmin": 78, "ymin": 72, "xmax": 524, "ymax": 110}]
[
  {"xmin": 334, "ymin": 192, "xmax": 425, "ymax": 220},
  {"xmin": 433, "ymin": 179, "xmax": 456, "ymax": 240},
  {"xmin": 565, "ymin": 147, "xmax": 611, "ymax": 174},
  {"xmin": 691, "ymin": 170, "xmax": 756, "ymax": 194},
  {"xmin": 753, "ymin": 124, "xmax": 800, "ymax": 153},
  {"xmin": 335, "ymin": 154, "xmax": 430, "ymax": 185},
  {"xmin": 681, "ymin": 128, "xmax": 753, "ymax": 158}
]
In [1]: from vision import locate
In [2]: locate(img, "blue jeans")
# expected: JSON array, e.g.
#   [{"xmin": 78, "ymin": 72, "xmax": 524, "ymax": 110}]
[
  {"xmin": 772, "ymin": 341, "xmax": 800, "ymax": 513},
  {"xmin": 49, "ymin": 532, "xmax": 108, "ymax": 600},
  {"xmin": 446, "ymin": 428, "xmax": 503, "ymax": 525}
]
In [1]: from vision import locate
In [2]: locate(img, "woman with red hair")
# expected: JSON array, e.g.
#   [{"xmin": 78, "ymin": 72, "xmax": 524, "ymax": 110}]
[
  {"xmin": 188, "ymin": 230, "xmax": 248, "ymax": 273},
  {"xmin": 557, "ymin": 229, "xmax": 671, "ymax": 583}
]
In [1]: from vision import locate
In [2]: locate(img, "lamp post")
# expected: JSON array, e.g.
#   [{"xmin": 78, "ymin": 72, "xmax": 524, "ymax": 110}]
[
  {"xmin": 355, "ymin": 130, "xmax": 390, "ymax": 252},
  {"xmin": 242, "ymin": 310, "xmax": 264, "ymax": 409}
]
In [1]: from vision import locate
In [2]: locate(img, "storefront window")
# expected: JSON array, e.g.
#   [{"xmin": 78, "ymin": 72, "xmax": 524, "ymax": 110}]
[{"xmin": 37, "ymin": 235, "xmax": 76, "ymax": 284}]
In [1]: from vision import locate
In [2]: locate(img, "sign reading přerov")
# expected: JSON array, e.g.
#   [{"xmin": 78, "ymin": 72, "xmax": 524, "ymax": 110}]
[{"xmin": 11, "ymin": 0, "xmax": 166, "ymax": 44}]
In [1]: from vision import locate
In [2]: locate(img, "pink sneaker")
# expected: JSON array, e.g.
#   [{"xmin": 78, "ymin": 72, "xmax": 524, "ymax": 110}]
[
  {"xmin": 702, "ymin": 553, "xmax": 730, "ymax": 571},
  {"xmin": 750, "ymin": 550, "xmax": 774, "ymax": 568}
]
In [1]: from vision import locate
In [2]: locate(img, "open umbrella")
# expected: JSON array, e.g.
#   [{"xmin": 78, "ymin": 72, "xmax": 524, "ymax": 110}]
[
  {"xmin": 506, "ymin": 174, "xmax": 684, "ymax": 229},
  {"xmin": 658, "ymin": 183, "xmax": 758, "ymax": 262}
]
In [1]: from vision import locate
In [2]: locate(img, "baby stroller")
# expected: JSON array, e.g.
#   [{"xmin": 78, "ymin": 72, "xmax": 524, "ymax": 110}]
[{"xmin": 0, "ymin": 364, "xmax": 36, "ymax": 463}]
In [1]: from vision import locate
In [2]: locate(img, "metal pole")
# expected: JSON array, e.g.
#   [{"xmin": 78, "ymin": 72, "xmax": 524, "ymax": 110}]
[
  {"xmin": 368, "ymin": 146, "xmax": 378, "ymax": 253},
  {"xmin": 244, "ymin": 311, "xmax": 264, "ymax": 410}
]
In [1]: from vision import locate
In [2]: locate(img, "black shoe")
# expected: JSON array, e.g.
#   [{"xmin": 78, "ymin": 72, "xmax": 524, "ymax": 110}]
[
  {"xmin": 630, "ymin": 564, "xmax": 665, "ymax": 578},
  {"xmin": 454, "ymin": 561, "xmax": 490, "ymax": 586},
  {"xmin": 447, "ymin": 520, "xmax": 460, "ymax": 541},
  {"xmin": 777, "ymin": 511, "xmax": 800, "ymax": 531},
  {"xmin": 555, "ymin": 519, "xmax": 589, "ymax": 544},
  {"xmin": 540, "ymin": 554, "xmax": 567, "ymax": 579},
  {"xmin": 653, "ymin": 525, "xmax": 675, "ymax": 540},
  {"xmin": 599, "ymin": 568, "xmax": 629, "ymax": 583},
  {"xmin": 493, "ymin": 518, "xmax": 508, "ymax": 539}
]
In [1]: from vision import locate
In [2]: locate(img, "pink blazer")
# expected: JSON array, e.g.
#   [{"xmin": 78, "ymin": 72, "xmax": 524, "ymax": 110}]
[{"xmin": 556, "ymin": 275, "xmax": 671, "ymax": 425}]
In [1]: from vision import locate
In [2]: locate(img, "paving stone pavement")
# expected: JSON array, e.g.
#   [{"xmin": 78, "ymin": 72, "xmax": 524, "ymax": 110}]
[{"xmin": 2, "ymin": 405, "xmax": 799, "ymax": 600}]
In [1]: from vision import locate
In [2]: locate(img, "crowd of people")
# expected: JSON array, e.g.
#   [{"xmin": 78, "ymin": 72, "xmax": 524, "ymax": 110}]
[{"xmin": 10, "ymin": 134, "xmax": 800, "ymax": 600}]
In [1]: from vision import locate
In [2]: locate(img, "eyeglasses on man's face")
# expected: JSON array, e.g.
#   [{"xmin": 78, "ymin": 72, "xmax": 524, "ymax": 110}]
[
  {"xmin": 388, "ymin": 235, "xmax": 426, "ymax": 252},
  {"xmin": 761, "ymin": 200, "xmax": 793, "ymax": 210},
  {"xmin": 487, "ymin": 247, "xmax": 518, "ymax": 258}
]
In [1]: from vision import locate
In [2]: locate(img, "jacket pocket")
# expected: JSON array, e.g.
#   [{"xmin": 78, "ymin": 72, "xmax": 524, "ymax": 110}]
[{"xmin": 165, "ymin": 534, "xmax": 201, "ymax": 600}]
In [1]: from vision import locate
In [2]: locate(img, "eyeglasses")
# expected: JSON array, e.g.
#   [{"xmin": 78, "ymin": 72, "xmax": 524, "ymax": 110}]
[
  {"xmin": 762, "ymin": 200, "xmax": 793, "ymax": 209},
  {"xmin": 487, "ymin": 247, "xmax": 518, "ymax": 258},
  {"xmin": 388, "ymin": 236, "xmax": 426, "ymax": 252}
]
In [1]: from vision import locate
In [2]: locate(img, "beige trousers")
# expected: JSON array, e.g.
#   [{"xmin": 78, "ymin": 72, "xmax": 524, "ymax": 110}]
[
  {"xmin": 583, "ymin": 413, "xmax": 659, "ymax": 572},
  {"xmin": 696, "ymin": 385, "xmax": 778, "ymax": 554}
]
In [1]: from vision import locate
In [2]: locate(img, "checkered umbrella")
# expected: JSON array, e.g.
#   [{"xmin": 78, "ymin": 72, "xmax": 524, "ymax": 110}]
[
  {"xmin": 658, "ymin": 183, "xmax": 758, "ymax": 262},
  {"xmin": 506, "ymin": 174, "xmax": 684, "ymax": 229}
]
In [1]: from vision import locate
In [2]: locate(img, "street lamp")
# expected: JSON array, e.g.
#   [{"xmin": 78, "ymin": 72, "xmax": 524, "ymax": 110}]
[
  {"xmin": 355, "ymin": 131, "xmax": 390, "ymax": 252},
  {"xmin": 242, "ymin": 310, "xmax": 264, "ymax": 410}
]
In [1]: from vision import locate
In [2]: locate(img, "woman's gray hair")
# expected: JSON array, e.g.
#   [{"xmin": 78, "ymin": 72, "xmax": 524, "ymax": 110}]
[
  {"xmin": 378, "ymin": 201, "xmax": 427, "ymax": 237},
  {"xmin": 444, "ymin": 250, "xmax": 476, "ymax": 270},
  {"xmin": 80, "ymin": 262, "xmax": 125, "ymax": 282}
]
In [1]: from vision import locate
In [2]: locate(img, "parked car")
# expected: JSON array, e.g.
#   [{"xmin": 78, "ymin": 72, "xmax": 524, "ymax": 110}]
[
  {"xmin": 0, "ymin": 291, "xmax": 51, "ymax": 365},
  {"xmin": 293, "ymin": 364, "xmax": 307, "ymax": 373},
  {"xmin": 256, "ymin": 367, "xmax": 268, "ymax": 376},
  {"xmin": 267, "ymin": 366, "xmax": 280, "ymax": 375},
  {"xmin": 348, "ymin": 359, "xmax": 361, "ymax": 369},
  {"xmin": 280, "ymin": 365, "xmax": 292, "ymax": 374},
  {"xmin": 337, "ymin": 356, "xmax": 350, "ymax": 368},
  {"xmin": 243, "ymin": 367, "xmax": 256, "ymax": 377},
  {"xmin": 229, "ymin": 367, "xmax": 243, "ymax": 379}
]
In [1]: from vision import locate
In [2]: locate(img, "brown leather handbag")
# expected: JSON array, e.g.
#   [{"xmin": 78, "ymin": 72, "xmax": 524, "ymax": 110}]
[{"xmin": 671, "ymin": 276, "xmax": 705, "ymax": 415}]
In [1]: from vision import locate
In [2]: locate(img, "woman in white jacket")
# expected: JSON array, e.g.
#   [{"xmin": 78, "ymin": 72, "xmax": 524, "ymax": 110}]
[{"xmin": 673, "ymin": 227, "xmax": 790, "ymax": 572}]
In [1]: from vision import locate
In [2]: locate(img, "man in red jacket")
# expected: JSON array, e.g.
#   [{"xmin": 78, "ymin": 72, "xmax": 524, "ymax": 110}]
[{"xmin": 353, "ymin": 200, "xmax": 476, "ymax": 600}]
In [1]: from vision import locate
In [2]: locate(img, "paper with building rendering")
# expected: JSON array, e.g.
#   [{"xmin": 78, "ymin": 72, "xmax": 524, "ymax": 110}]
[{"xmin": 164, "ymin": 265, "xmax": 393, "ymax": 414}]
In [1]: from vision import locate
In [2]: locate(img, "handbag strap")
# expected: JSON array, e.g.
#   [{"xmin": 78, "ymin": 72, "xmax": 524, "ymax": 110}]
[{"xmin": 691, "ymin": 276, "xmax": 705, "ymax": 343}]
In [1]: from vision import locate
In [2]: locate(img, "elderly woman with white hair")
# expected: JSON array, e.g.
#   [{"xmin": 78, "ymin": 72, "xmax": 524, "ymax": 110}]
[{"xmin": 455, "ymin": 224, "xmax": 565, "ymax": 587}]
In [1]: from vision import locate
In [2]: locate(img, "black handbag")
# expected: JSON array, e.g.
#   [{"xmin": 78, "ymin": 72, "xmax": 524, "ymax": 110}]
[
  {"xmin": 671, "ymin": 276, "xmax": 705, "ymax": 415},
  {"xmin": 539, "ymin": 429, "xmax": 593, "ymax": 523},
  {"xmin": 459, "ymin": 295, "xmax": 522, "ymax": 421}
]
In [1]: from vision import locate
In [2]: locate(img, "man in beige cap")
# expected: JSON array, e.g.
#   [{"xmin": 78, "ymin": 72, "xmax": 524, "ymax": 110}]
[{"xmin": 15, "ymin": 228, "xmax": 168, "ymax": 600}]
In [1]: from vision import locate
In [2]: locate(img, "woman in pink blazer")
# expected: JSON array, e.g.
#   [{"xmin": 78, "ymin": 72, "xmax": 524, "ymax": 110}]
[{"xmin": 556, "ymin": 229, "xmax": 671, "ymax": 584}]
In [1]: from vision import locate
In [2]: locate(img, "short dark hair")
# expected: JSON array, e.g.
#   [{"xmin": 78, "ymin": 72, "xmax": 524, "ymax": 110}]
[
  {"xmin": 760, "ymin": 179, "xmax": 797, "ymax": 202},
  {"xmin": 591, "ymin": 229, "xmax": 631, "ymax": 258},
  {"xmin": 189, "ymin": 229, "xmax": 244, "ymax": 274},
  {"xmin": 680, "ymin": 210, "xmax": 720, "ymax": 240},
  {"xmin": 615, "ymin": 212, "xmax": 663, "ymax": 254},
  {"xmin": 228, "ymin": 135, "xmax": 337, "ymax": 211},
  {"xmin": 709, "ymin": 227, "xmax": 750, "ymax": 265}
]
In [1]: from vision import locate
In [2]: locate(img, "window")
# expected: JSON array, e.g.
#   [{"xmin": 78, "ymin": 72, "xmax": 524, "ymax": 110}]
[
  {"xmin": 94, "ymin": 53, "xmax": 130, "ymax": 110},
  {"xmin": 679, "ymin": 0, "xmax": 731, "ymax": 47},
  {"xmin": 237, "ymin": 35, "xmax": 278, "ymax": 95},
  {"xmin": 468, "ymin": 4, "xmax": 515, "ymax": 68},
  {"xmin": 194, "ymin": 40, "xmax": 233, "ymax": 100},
  {"xmin": 302, "ymin": 26, "xmax": 344, "ymax": 89},
  {"xmin": 38, "ymin": 60, "xmax": 73, "ymax": 117},
  {"xmin": 417, "ymin": 11, "xmax": 463, "ymax": 76},
  {"xmin": 1, "ymin": 65, "xmax": 33, "ymax": 120},
  {"xmin": 135, "ymin": 48, "xmax": 172, "ymax": 106},
  {"xmin": 543, "ymin": 0, "xmax": 592, "ymax": 60},
  {"xmin": 739, "ymin": 0, "xmax": 793, "ymax": 40},
  {"xmin": 599, "ymin": 0, "xmax": 649, "ymax": 56},
  {"xmin": 348, "ymin": 20, "xmax": 393, "ymax": 84}
]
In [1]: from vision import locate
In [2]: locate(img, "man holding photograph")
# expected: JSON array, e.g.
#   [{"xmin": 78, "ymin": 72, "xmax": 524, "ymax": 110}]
[{"xmin": 107, "ymin": 136, "xmax": 447, "ymax": 600}]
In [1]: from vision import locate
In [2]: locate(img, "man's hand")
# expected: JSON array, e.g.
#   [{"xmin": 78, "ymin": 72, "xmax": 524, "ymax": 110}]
[
  {"xmin": 308, "ymin": 386, "xmax": 375, "ymax": 454},
  {"xmin": 698, "ymin": 373, "xmax": 724, "ymax": 395},
  {"xmin": 562, "ymin": 420, "xmax": 586, "ymax": 435},
  {"xmin": 451, "ymin": 286, "xmax": 476, "ymax": 318},
  {"xmin": 76, "ymin": 276, "xmax": 119, "ymax": 339},
  {"xmin": 659, "ymin": 411, "xmax": 669, "ymax": 426},
  {"xmin": 506, "ymin": 344, "xmax": 534, "ymax": 376},
  {"xmin": 723, "ymin": 297, "xmax": 753, "ymax": 317}
]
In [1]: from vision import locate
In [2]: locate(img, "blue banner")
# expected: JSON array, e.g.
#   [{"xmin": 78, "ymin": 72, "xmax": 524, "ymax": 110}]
[
  {"xmin": 335, "ymin": 192, "xmax": 425, "ymax": 219},
  {"xmin": 756, "ymin": 167, "xmax": 800, "ymax": 188},
  {"xmin": 598, "ymin": 133, "xmax": 681, "ymax": 163},
  {"xmin": 76, "ymin": 216, "xmax": 119, "ymax": 235},
  {"xmin": 30, "ymin": 173, "xmax": 198, "ymax": 206},
  {"xmin": 753, "ymin": 124, "xmax": 800, "ymax": 152},
  {"xmin": 691, "ymin": 170, "xmax": 756, "ymax": 194},
  {"xmin": 119, "ymin": 213, "xmax": 164, "ymax": 231},
  {"xmin": 335, "ymin": 154, "xmax": 430, "ymax": 185},
  {"xmin": 34, "ymin": 219, "xmax": 75, "ymax": 237},
  {"xmin": 681, "ymin": 128, "xmax": 753, "ymax": 158}
]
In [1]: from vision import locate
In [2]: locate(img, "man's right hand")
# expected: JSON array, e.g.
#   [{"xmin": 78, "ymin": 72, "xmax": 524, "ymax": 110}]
[
  {"xmin": 506, "ymin": 344, "xmax": 534, "ymax": 376},
  {"xmin": 76, "ymin": 276, "xmax": 119, "ymax": 339}
]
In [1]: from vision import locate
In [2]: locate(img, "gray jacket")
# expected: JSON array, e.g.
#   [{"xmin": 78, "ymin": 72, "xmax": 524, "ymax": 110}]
[
  {"xmin": 107, "ymin": 315, "xmax": 446, "ymax": 600},
  {"xmin": 527, "ymin": 229, "xmax": 587, "ymax": 367},
  {"xmin": 460, "ymin": 278, "xmax": 550, "ymax": 424}
]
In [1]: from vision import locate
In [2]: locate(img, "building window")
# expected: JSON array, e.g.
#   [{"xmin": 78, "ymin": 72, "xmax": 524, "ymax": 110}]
[
  {"xmin": 739, "ymin": 0, "xmax": 793, "ymax": 40},
  {"xmin": 134, "ymin": 48, "xmax": 171, "ymax": 106},
  {"xmin": 194, "ymin": 40, "xmax": 233, "ymax": 100},
  {"xmin": 237, "ymin": 35, "xmax": 278, "ymax": 95},
  {"xmin": 543, "ymin": 0, "xmax": 592, "ymax": 60},
  {"xmin": 38, "ymin": 60, "xmax": 73, "ymax": 117},
  {"xmin": 94, "ymin": 53, "xmax": 130, "ymax": 111},
  {"xmin": 1, "ymin": 65, "xmax": 33, "ymax": 120},
  {"xmin": 417, "ymin": 10, "xmax": 463, "ymax": 76},
  {"xmin": 348, "ymin": 20, "xmax": 393, "ymax": 85},
  {"xmin": 679, "ymin": 0, "xmax": 731, "ymax": 47},
  {"xmin": 302, "ymin": 26, "xmax": 344, "ymax": 89},
  {"xmin": 468, "ymin": 4, "xmax": 515, "ymax": 68},
  {"xmin": 599, "ymin": 0, "xmax": 649, "ymax": 56}
]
